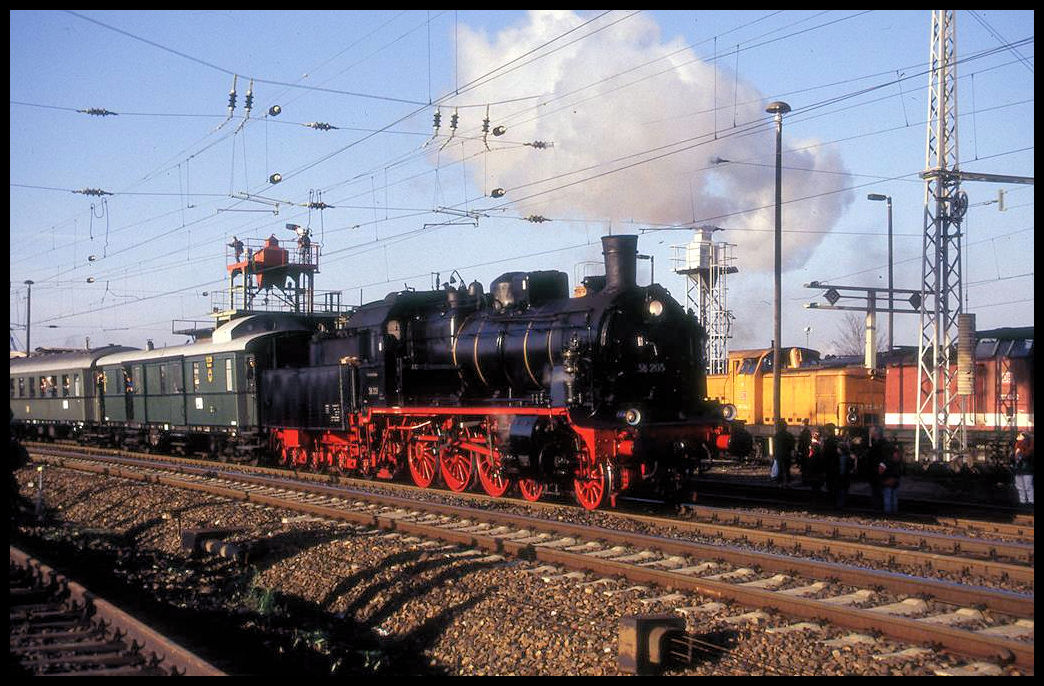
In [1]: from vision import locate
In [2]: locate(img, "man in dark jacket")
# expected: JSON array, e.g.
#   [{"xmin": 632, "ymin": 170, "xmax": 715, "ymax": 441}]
[
  {"xmin": 864, "ymin": 425, "xmax": 889, "ymax": 511},
  {"xmin": 773, "ymin": 420, "xmax": 796, "ymax": 487}
]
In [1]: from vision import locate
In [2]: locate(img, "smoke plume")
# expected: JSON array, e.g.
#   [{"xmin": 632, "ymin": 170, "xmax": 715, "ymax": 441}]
[{"xmin": 449, "ymin": 10, "xmax": 853, "ymax": 272}]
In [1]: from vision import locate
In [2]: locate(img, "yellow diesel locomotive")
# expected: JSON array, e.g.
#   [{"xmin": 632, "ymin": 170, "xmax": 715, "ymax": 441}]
[{"xmin": 706, "ymin": 347, "xmax": 885, "ymax": 438}]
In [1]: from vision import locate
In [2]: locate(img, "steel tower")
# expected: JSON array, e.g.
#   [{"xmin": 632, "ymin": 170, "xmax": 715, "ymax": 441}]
[
  {"xmin": 673, "ymin": 226, "xmax": 737, "ymax": 375},
  {"xmin": 916, "ymin": 9, "xmax": 967, "ymax": 462}
]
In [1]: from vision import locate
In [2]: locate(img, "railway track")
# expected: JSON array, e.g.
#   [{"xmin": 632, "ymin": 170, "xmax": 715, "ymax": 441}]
[
  {"xmin": 25, "ymin": 447, "xmax": 1034, "ymax": 672},
  {"xmin": 27, "ymin": 445, "xmax": 1035, "ymax": 584},
  {"xmin": 9, "ymin": 546, "xmax": 224, "ymax": 676}
]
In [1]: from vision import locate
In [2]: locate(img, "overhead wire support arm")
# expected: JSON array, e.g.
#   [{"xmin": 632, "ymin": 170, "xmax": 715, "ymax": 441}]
[
  {"xmin": 945, "ymin": 171, "xmax": 1034, "ymax": 185},
  {"xmin": 220, "ymin": 191, "xmax": 280, "ymax": 215},
  {"xmin": 434, "ymin": 206, "xmax": 488, "ymax": 220}
]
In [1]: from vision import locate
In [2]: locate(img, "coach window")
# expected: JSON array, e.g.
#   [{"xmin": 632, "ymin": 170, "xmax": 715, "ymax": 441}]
[
  {"xmin": 225, "ymin": 358, "xmax": 234, "ymax": 392},
  {"xmin": 9, "ymin": 378, "xmax": 13, "ymax": 398},
  {"xmin": 29, "ymin": 377, "xmax": 36, "ymax": 397},
  {"xmin": 159, "ymin": 366, "xmax": 167, "ymax": 394},
  {"xmin": 73, "ymin": 373, "xmax": 81, "ymax": 397},
  {"xmin": 62, "ymin": 374, "xmax": 70, "ymax": 397},
  {"xmin": 171, "ymin": 364, "xmax": 183, "ymax": 393}
]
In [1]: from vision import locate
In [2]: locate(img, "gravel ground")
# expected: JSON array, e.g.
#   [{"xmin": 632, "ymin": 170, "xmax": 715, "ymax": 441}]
[{"xmin": 10, "ymin": 464, "xmax": 1031, "ymax": 677}]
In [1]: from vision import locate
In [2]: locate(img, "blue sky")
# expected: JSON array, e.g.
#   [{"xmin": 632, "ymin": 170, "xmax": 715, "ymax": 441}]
[{"xmin": 9, "ymin": 10, "xmax": 1034, "ymax": 354}]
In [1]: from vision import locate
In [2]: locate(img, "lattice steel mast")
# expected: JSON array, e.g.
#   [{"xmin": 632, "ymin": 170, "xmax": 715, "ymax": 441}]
[
  {"xmin": 916, "ymin": 9, "xmax": 967, "ymax": 462},
  {"xmin": 673, "ymin": 226, "xmax": 737, "ymax": 374}
]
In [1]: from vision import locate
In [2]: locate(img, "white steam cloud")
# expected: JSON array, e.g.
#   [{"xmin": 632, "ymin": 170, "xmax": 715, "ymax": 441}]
[{"xmin": 448, "ymin": 10, "xmax": 853, "ymax": 272}]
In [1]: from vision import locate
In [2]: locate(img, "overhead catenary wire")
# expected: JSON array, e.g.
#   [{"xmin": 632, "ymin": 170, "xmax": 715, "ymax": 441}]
[{"xmin": 12, "ymin": 10, "xmax": 1031, "ymax": 342}]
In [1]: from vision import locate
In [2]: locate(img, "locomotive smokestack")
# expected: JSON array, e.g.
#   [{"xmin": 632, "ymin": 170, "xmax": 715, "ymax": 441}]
[{"xmin": 601, "ymin": 235, "xmax": 639, "ymax": 292}]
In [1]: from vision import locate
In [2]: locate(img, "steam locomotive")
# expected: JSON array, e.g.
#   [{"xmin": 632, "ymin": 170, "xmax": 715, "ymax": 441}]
[{"xmin": 11, "ymin": 235, "xmax": 732, "ymax": 509}]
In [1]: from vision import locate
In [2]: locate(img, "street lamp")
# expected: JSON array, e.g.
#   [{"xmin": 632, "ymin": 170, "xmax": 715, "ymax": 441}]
[
  {"xmin": 867, "ymin": 193, "xmax": 893, "ymax": 353},
  {"xmin": 766, "ymin": 101, "xmax": 790, "ymax": 429},
  {"xmin": 24, "ymin": 279, "xmax": 34, "ymax": 356}
]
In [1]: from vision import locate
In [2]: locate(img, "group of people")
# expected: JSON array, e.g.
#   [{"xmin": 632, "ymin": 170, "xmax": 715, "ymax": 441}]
[
  {"xmin": 773, "ymin": 421, "xmax": 1035, "ymax": 513},
  {"xmin": 772, "ymin": 420, "xmax": 903, "ymax": 514},
  {"xmin": 226, "ymin": 224, "xmax": 313, "ymax": 265}
]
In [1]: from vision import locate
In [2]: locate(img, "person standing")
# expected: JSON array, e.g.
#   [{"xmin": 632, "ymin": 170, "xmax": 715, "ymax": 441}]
[
  {"xmin": 228, "ymin": 235, "xmax": 244, "ymax": 262},
  {"xmin": 822, "ymin": 424, "xmax": 840, "ymax": 508},
  {"xmin": 880, "ymin": 441, "xmax": 903, "ymax": 515},
  {"xmin": 796, "ymin": 419, "xmax": 812, "ymax": 486},
  {"xmin": 864, "ymin": 425, "xmax": 889, "ymax": 512},
  {"xmin": 1013, "ymin": 432, "xmax": 1034, "ymax": 507},
  {"xmin": 773, "ymin": 420, "xmax": 795, "ymax": 487},
  {"xmin": 290, "ymin": 223, "xmax": 311, "ymax": 262},
  {"xmin": 834, "ymin": 430, "xmax": 852, "ymax": 509}
]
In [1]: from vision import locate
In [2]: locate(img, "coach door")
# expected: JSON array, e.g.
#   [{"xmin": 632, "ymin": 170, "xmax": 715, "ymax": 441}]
[
  {"xmin": 95, "ymin": 370, "xmax": 106, "ymax": 423},
  {"xmin": 123, "ymin": 366, "xmax": 136, "ymax": 421}
]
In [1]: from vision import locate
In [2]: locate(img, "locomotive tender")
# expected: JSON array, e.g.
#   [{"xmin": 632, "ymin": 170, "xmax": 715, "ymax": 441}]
[{"xmin": 10, "ymin": 234, "xmax": 732, "ymax": 509}]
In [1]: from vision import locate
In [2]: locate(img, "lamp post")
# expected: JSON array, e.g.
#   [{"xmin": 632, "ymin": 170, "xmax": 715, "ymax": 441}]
[
  {"xmin": 867, "ymin": 193, "xmax": 893, "ymax": 353},
  {"xmin": 766, "ymin": 101, "xmax": 790, "ymax": 429},
  {"xmin": 24, "ymin": 279, "xmax": 34, "ymax": 356}
]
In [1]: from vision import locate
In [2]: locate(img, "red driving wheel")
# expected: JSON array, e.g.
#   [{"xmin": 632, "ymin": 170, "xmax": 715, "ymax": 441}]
[{"xmin": 408, "ymin": 440, "xmax": 438, "ymax": 488}]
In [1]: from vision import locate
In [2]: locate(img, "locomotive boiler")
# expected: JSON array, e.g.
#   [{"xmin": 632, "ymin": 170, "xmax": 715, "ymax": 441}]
[{"xmin": 264, "ymin": 235, "xmax": 732, "ymax": 508}]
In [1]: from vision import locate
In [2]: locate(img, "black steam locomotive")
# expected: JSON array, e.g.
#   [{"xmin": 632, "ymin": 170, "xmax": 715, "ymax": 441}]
[{"xmin": 263, "ymin": 235, "xmax": 731, "ymax": 508}]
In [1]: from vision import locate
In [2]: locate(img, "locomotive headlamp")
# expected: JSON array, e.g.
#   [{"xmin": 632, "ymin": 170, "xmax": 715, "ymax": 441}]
[
  {"xmin": 619, "ymin": 408, "xmax": 642, "ymax": 426},
  {"xmin": 722, "ymin": 404, "xmax": 738, "ymax": 421},
  {"xmin": 647, "ymin": 299, "xmax": 664, "ymax": 317}
]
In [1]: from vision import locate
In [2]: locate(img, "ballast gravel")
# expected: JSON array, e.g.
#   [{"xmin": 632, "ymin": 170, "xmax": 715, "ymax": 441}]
[{"xmin": 11, "ymin": 464, "xmax": 1030, "ymax": 677}]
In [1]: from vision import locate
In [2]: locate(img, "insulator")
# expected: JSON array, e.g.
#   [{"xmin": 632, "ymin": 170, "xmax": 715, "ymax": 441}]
[
  {"xmin": 432, "ymin": 110, "xmax": 441, "ymax": 130},
  {"xmin": 74, "ymin": 188, "xmax": 112, "ymax": 196},
  {"xmin": 525, "ymin": 215, "xmax": 549, "ymax": 223},
  {"xmin": 482, "ymin": 117, "xmax": 490, "ymax": 134},
  {"xmin": 526, "ymin": 141, "xmax": 553, "ymax": 149},
  {"xmin": 305, "ymin": 122, "xmax": 336, "ymax": 131},
  {"xmin": 79, "ymin": 108, "xmax": 117, "ymax": 117},
  {"xmin": 226, "ymin": 74, "xmax": 238, "ymax": 113},
  {"xmin": 449, "ymin": 111, "xmax": 459, "ymax": 130}
]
